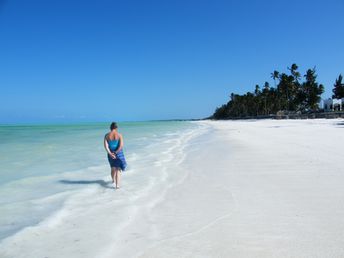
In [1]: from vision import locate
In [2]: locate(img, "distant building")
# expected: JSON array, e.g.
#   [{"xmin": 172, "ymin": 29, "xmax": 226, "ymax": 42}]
[{"xmin": 323, "ymin": 98, "xmax": 344, "ymax": 112}]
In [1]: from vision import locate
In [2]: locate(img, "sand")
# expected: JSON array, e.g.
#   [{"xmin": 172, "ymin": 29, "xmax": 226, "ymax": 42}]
[{"xmin": 1, "ymin": 119, "xmax": 344, "ymax": 257}]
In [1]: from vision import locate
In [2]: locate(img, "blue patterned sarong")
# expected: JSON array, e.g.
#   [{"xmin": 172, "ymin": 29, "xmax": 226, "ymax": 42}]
[{"xmin": 107, "ymin": 149, "xmax": 127, "ymax": 171}]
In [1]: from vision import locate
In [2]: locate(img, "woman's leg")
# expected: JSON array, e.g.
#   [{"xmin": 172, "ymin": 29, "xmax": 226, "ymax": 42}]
[
  {"xmin": 114, "ymin": 168, "xmax": 121, "ymax": 188},
  {"xmin": 111, "ymin": 167, "xmax": 115, "ymax": 183}
]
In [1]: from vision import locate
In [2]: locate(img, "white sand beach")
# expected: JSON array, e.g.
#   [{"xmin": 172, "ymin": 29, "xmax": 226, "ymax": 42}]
[{"xmin": 1, "ymin": 119, "xmax": 344, "ymax": 258}]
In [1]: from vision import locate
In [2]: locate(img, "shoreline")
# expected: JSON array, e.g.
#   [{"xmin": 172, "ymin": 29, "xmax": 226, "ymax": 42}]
[{"xmin": 0, "ymin": 122, "xmax": 209, "ymax": 258}]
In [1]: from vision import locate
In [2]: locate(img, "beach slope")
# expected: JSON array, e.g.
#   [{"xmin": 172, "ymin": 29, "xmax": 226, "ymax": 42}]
[{"xmin": 135, "ymin": 119, "xmax": 344, "ymax": 257}]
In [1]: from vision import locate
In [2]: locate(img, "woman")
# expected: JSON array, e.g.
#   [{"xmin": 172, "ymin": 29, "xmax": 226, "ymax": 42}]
[{"xmin": 104, "ymin": 122, "xmax": 127, "ymax": 189}]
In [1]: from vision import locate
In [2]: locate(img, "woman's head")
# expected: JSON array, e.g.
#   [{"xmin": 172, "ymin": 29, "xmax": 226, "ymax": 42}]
[{"xmin": 110, "ymin": 122, "xmax": 118, "ymax": 131}]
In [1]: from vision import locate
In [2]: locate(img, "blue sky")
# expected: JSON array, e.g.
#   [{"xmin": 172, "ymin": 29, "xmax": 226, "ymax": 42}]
[{"xmin": 1, "ymin": 0, "xmax": 343, "ymax": 123}]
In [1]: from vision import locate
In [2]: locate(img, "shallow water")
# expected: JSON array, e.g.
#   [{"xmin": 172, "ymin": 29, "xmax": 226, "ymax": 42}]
[{"xmin": 0, "ymin": 121, "xmax": 198, "ymax": 241}]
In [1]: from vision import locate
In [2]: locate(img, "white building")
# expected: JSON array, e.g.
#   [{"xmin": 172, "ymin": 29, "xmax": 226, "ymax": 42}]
[{"xmin": 323, "ymin": 98, "xmax": 344, "ymax": 112}]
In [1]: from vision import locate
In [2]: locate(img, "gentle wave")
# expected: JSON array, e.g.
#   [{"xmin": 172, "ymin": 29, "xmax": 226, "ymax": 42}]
[{"xmin": 0, "ymin": 121, "xmax": 202, "ymax": 242}]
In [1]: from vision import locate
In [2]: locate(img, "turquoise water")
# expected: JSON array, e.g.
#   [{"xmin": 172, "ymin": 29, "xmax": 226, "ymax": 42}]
[{"xmin": 0, "ymin": 121, "xmax": 196, "ymax": 241}]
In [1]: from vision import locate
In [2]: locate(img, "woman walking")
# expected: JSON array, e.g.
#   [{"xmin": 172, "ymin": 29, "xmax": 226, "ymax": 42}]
[{"xmin": 104, "ymin": 122, "xmax": 127, "ymax": 189}]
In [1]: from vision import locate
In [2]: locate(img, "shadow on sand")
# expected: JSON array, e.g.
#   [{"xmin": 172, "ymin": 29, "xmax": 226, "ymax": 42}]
[{"xmin": 59, "ymin": 179, "xmax": 113, "ymax": 189}]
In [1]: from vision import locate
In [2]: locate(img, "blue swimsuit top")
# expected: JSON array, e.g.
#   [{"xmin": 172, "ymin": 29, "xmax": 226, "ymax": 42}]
[{"xmin": 107, "ymin": 138, "xmax": 120, "ymax": 152}]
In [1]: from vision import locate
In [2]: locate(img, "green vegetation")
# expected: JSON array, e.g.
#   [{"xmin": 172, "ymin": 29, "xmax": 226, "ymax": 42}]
[
  {"xmin": 212, "ymin": 64, "xmax": 329, "ymax": 119},
  {"xmin": 332, "ymin": 74, "xmax": 344, "ymax": 99}
]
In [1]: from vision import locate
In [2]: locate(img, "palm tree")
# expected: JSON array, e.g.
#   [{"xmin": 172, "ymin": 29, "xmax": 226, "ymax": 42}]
[
  {"xmin": 263, "ymin": 82, "xmax": 270, "ymax": 114},
  {"xmin": 271, "ymin": 70, "xmax": 279, "ymax": 87},
  {"xmin": 271, "ymin": 70, "xmax": 280, "ymax": 110},
  {"xmin": 254, "ymin": 85, "xmax": 261, "ymax": 116},
  {"xmin": 303, "ymin": 68, "xmax": 324, "ymax": 111},
  {"xmin": 288, "ymin": 63, "xmax": 301, "ymax": 82}
]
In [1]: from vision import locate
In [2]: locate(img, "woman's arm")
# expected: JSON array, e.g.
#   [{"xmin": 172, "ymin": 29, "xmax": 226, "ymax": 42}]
[
  {"xmin": 104, "ymin": 135, "xmax": 116, "ymax": 158},
  {"xmin": 115, "ymin": 134, "xmax": 124, "ymax": 154}
]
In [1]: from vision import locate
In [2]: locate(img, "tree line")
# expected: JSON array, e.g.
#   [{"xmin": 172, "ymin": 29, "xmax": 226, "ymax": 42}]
[{"xmin": 212, "ymin": 64, "xmax": 344, "ymax": 119}]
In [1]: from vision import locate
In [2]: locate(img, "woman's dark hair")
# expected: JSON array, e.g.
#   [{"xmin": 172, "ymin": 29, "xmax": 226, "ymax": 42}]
[{"xmin": 110, "ymin": 122, "xmax": 118, "ymax": 130}]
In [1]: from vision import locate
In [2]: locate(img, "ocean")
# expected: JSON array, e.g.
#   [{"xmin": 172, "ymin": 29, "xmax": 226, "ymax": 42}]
[{"xmin": 0, "ymin": 121, "xmax": 203, "ymax": 242}]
